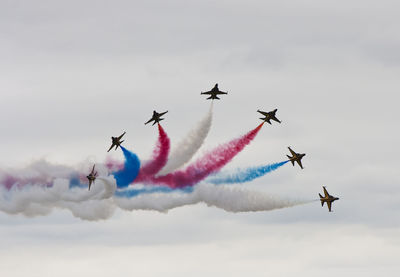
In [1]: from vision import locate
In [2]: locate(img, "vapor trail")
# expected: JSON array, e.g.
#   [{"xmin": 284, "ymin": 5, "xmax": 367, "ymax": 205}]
[
  {"xmin": 0, "ymin": 160, "xmax": 76, "ymax": 190},
  {"xmin": 206, "ymin": 160, "xmax": 289, "ymax": 185},
  {"xmin": 157, "ymin": 102, "xmax": 213, "ymax": 175},
  {"xmin": 114, "ymin": 183, "xmax": 311, "ymax": 213},
  {"xmin": 0, "ymin": 176, "xmax": 117, "ymax": 220},
  {"xmin": 147, "ymin": 123, "xmax": 264, "ymax": 188},
  {"xmin": 135, "ymin": 124, "xmax": 170, "ymax": 181},
  {"xmin": 112, "ymin": 146, "xmax": 141, "ymax": 188}
]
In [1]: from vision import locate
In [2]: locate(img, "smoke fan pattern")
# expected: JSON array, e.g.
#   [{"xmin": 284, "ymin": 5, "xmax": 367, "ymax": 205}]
[{"xmin": 0, "ymin": 102, "xmax": 309, "ymax": 220}]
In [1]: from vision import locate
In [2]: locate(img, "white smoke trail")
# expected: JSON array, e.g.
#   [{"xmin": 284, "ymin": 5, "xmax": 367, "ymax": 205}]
[
  {"xmin": 157, "ymin": 102, "xmax": 213, "ymax": 175},
  {"xmin": 0, "ymin": 176, "xmax": 117, "ymax": 221},
  {"xmin": 0, "ymin": 160, "xmax": 75, "ymax": 185},
  {"xmin": 0, "ymin": 159, "xmax": 310, "ymax": 220},
  {"xmin": 0, "ymin": 179, "xmax": 310, "ymax": 220},
  {"xmin": 114, "ymin": 183, "xmax": 311, "ymax": 213}
]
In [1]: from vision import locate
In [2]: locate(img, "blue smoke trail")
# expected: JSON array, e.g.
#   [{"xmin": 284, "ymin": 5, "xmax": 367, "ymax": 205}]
[
  {"xmin": 206, "ymin": 160, "xmax": 289, "ymax": 185},
  {"xmin": 115, "ymin": 186, "xmax": 193, "ymax": 198},
  {"xmin": 113, "ymin": 146, "xmax": 141, "ymax": 188}
]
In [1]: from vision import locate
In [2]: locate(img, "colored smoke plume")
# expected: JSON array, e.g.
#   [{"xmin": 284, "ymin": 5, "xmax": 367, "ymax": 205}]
[
  {"xmin": 135, "ymin": 124, "xmax": 170, "ymax": 181},
  {"xmin": 207, "ymin": 160, "xmax": 289, "ymax": 185},
  {"xmin": 112, "ymin": 146, "xmax": 141, "ymax": 188},
  {"xmin": 148, "ymin": 123, "xmax": 264, "ymax": 188}
]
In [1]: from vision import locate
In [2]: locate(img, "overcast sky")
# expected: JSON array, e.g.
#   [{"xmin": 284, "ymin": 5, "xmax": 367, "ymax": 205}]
[{"xmin": 1, "ymin": 0, "xmax": 399, "ymax": 276}]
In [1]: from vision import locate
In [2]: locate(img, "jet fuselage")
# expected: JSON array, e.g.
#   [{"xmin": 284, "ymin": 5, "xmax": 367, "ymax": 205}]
[
  {"xmin": 201, "ymin": 83, "xmax": 228, "ymax": 100},
  {"xmin": 319, "ymin": 187, "xmax": 339, "ymax": 212}
]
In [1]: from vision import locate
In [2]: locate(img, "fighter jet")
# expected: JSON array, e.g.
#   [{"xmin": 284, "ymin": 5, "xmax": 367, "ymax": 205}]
[
  {"xmin": 257, "ymin": 109, "xmax": 281, "ymax": 124},
  {"xmin": 319, "ymin": 186, "xmax": 339, "ymax": 212},
  {"xmin": 86, "ymin": 164, "xmax": 98, "ymax": 191},
  {"xmin": 201, "ymin": 83, "xmax": 228, "ymax": 100},
  {"xmin": 145, "ymin": 110, "xmax": 168, "ymax": 126},
  {"xmin": 286, "ymin": 147, "xmax": 306, "ymax": 169},
  {"xmin": 107, "ymin": 132, "xmax": 126, "ymax": 152}
]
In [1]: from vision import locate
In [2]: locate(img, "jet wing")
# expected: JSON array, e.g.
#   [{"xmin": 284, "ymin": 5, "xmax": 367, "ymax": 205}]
[
  {"xmin": 323, "ymin": 186, "xmax": 329, "ymax": 197},
  {"xmin": 296, "ymin": 159, "xmax": 303, "ymax": 169},
  {"xmin": 216, "ymin": 91, "xmax": 227, "ymax": 95},
  {"xmin": 91, "ymin": 164, "xmax": 96, "ymax": 174},
  {"xmin": 272, "ymin": 117, "xmax": 281, "ymax": 123},
  {"xmin": 327, "ymin": 201, "xmax": 332, "ymax": 212},
  {"xmin": 159, "ymin": 111, "xmax": 168, "ymax": 116},
  {"xmin": 145, "ymin": 118, "xmax": 154, "ymax": 125},
  {"xmin": 118, "ymin": 132, "xmax": 126, "ymax": 140},
  {"xmin": 107, "ymin": 143, "xmax": 115, "ymax": 152},
  {"xmin": 257, "ymin": 110, "xmax": 269, "ymax": 116},
  {"xmin": 288, "ymin": 147, "xmax": 296, "ymax": 156},
  {"xmin": 201, "ymin": 90, "xmax": 213, "ymax": 95}
]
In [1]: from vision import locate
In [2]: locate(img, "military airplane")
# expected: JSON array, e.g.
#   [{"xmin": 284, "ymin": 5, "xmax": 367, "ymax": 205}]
[
  {"xmin": 319, "ymin": 186, "xmax": 339, "ymax": 212},
  {"xmin": 201, "ymin": 83, "xmax": 228, "ymax": 100},
  {"xmin": 86, "ymin": 164, "xmax": 98, "ymax": 191},
  {"xmin": 145, "ymin": 110, "xmax": 168, "ymax": 126},
  {"xmin": 107, "ymin": 132, "xmax": 126, "ymax": 152},
  {"xmin": 257, "ymin": 109, "xmax": 281, "ymax": 124},
  {"xmin": 286, "ymin": 147, "xmax": 306, "ymax": 169}
]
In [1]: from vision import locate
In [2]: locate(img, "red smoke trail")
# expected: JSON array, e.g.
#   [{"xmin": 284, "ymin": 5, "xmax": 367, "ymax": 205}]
[
  {"xmin": 135, "ymin": 124, "xmax": 170, "ymax": 181},
  {"xmin": 146, "ymin": 123, "xmax": 264, "ymax": 188}
]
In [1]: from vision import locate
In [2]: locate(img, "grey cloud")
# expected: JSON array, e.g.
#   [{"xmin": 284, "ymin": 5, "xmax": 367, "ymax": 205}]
[{"xmin": 0, "ymin": 1, "xmax": 399, "ymax": 274}]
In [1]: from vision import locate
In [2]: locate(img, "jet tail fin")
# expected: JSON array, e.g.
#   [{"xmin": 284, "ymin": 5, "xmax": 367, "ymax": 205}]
[
  {"xmin": 287, "ymin": 156, "xmax": 294, "ymax": 165},
  {"xmin": 319, "ymin": 193, "xmax": 324, "ymax": 206}
]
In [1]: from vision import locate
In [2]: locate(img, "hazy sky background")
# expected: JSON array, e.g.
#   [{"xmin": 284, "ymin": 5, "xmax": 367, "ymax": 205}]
[{"xmin": 1, "ymin": 0, "xmax": 399, "ymax": 276}]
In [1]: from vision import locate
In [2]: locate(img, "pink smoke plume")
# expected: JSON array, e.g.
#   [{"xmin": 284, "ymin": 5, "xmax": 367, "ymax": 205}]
[
  {"xmin": 145, "ymin": 123, "xmax": 264, "ymax": 188},
  {"xmin": 0, "ymin": 174, "xmax": 52, "ymax": 190},
  {"xmin": 135, "ymin": 124, "xmax": 170, "ymax": 181}
]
